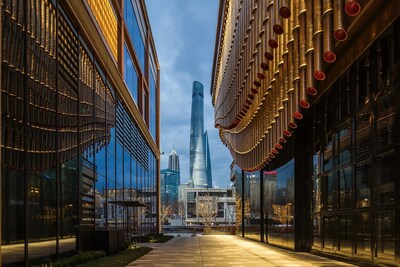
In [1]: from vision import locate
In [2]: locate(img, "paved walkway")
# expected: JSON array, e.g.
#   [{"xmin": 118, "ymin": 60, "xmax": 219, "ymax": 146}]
[{"xmin": 127, "ymin": 233, "xmax": 356, "ymax": 267}]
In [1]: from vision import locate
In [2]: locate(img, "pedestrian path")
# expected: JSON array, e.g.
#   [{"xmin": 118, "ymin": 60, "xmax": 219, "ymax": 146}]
[{"xmin": 127, "ymin": 233, "xmax": 356, "ymax": 266}]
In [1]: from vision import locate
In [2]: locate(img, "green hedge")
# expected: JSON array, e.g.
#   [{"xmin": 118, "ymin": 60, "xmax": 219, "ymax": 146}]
[
  {"xmin": 32, "ymin": 251, "xmax": 106, "ymax": 267},
  {"xmin": 76, "ymin": 246, "xmax": 152, "ymax": 267},
  {"xmin": 136, "ymin": 233, "xmax": 174, "ymax": 243},
  {"xmin": 32, "ymin": 246, "xmax": 153, "ymax": 267}
]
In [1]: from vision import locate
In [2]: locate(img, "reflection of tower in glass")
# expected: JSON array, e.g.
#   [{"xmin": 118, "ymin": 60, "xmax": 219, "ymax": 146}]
[
  {"xmin": 204, "ymin": 131, "xmax": 212, "ymax": 188},
  {"xmin": 264, "ymin": 171, "xmax": 277, "ymax": 217},
  {"xmin": 189, "ymin": 81, "xmax": 211, "ymax": 188}
]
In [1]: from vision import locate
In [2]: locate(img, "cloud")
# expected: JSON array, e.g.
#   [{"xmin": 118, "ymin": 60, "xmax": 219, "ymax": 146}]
[{"xmin": 146, "ymin": 0, "xmax": 233, "ymax": 187}]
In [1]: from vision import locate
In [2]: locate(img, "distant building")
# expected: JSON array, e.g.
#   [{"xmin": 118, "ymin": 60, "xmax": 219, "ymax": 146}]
[
  {"xmin": 179, "ymin": 182, "xmax": 192, "ymax": 201},
  {"xmin": 181, "ymin": 187, "xmax": 235, "ymax": 225},
  {"xmin": 168, "ymin": 148, "xmax": 180, "ymax": 172},
  {"xmin": 160, "ymin": 169, "xmax": 180, "ymax": 212},
  {"xmin": 189, "ymin": 81, "xmax": 212, "ymax": 188}
]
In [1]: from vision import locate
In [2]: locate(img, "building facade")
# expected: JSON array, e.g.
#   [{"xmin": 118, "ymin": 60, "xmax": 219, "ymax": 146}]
[
  {"xmin": 160, "ymin": 169, "xmax": 180, "ymax": 212},
  {"xmin": 168, "ymin": 148, "xmax": 180, "ymax": 172},
  {"xmin": 181, "ymin": 188, "xmax": 235, "ymax": 226},
  {"xmin": 1, "ymin": 0, "xmax": 160, "ymax": 265},
  {"xmin": 212, "ymin": 0, "xmax": 400, "ymax": 266},
  {"xmin": 189, "ymin": 81, "xmax": 212, "ymax": 188}
]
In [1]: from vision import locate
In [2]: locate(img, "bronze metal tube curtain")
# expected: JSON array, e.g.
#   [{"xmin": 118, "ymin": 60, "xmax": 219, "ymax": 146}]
[{"xmin": 212, "ymin": 0, "xmax": 365, "ymax": 171}]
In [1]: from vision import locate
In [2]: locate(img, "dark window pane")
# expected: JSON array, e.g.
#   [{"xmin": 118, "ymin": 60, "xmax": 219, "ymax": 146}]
[
  {"xmin": 339, "ymin": 167, "xmax": 352, "ymax": 209},
  {"xmin": 355, "ymin": 161, "xmax": 370, "ymax": 208},
  {"xmin": 355, "ymin": 213, "xmax": 371, "ymax": 258},
  {"xmin": 28, "ymin": 170, "xmax": 57, "ymax": 260},
  {"xmin": 339, "ymin": 215, "xmax": 352, "ymax": 253},
  {"xmin": 326, "ymin": 92, "xmax": 336, "ymax": 130},
  {"xmin": 377, "ymin": 32, "xmax": 395, "ymax": 89},
  {"xmin": 356, "ymin": 55, "xmax": 371, "ymax": 109},
  {"xmin": 2, "ymin": 169, "xmax": 25, "ymax": 265},
  {"xmin": 375, "ymin": 89, "xmax": 394, "ymax": 150},
  {"xmin": 323, "ymin": 216, "xmax": 334, "ymax": 250},
  {"xmin": 355, "ymin": 104, "xmax": 371, "ymax": 158},
  {"xmin": 325, "ymin": 173, "xmax": 334, "ymax": 211},
  {"xmin": 376, "ymin": 211, "xmax": 395, "ymax": 260},
  {"xmin": 339, "ymin": 74, "xmax": 352, "ymax": 120},
  {"xmin": 337, "ymin": 122, "xmax": 351, "ymax": 165},
  {"xmin": 323, "ymin": 135, "xmax": 333, "ymax": 172},
  {"xmin": 312, "ymin": 215, "xmax": 322, "ymax": 248},
  {"xmin": 376, "ymin": 152, "xmax": 395, "ymax": 206}
]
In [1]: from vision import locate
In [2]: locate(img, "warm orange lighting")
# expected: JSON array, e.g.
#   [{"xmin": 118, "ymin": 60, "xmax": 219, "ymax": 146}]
[{"xmin": 87, "ymin": 0, "xmax": 118, "ymax": 60}]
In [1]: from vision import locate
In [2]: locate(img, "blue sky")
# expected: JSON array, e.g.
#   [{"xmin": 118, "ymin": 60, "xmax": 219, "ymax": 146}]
[{"xmin": 145, "ymin": 1, "xmax": 233, "ymax": 188}]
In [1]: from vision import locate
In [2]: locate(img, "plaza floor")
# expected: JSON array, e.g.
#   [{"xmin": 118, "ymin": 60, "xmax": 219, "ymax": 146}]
[{"xmin": 127, "ymin": 233, "xmax": 356, "ymax": 267}]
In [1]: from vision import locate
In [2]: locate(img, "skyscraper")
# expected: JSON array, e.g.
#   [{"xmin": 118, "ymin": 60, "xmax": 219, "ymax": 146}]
[
  {"xmin": 168, "ymin": 148, "xmax": 180, "ymax": 172},
  {"xmin": 189, "ymin": 81, "xmax": 212, "ymax": 188},
  {"xmin": 160, "ymin": 169, "xmax": 180, "ymax": 212}
]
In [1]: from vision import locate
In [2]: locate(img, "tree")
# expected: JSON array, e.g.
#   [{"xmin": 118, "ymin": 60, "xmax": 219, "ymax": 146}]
[
  {"xmin": 235, "ymin": 194, "xmax": 242, "ymax": 232},
  {"xmin": 272, "ymin": 203, "xmax": 293, "ymax": 226},
  {"xmin": 160, "ymin": 205, "xmax": 172, "ymax": 225},
  {"xmin": 177, "ymin": 200, "xmax": 185, "ymax": 219},
  {"xmin": 196, "ymin": 193, "xmax": 218, "ymax": 228}
]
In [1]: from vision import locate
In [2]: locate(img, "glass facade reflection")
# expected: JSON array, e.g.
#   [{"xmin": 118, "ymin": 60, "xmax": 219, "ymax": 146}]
[
  {"xmin": 308, "ymin": 20, "xmax": 400, "ymax": 265},
  {"xmin": 224, "ymin": 9, "xmax": 400, "ymax": 267},
  {"xmin": 232, "ymin": 160, "xmax": 295, "ymax": 249},
  {"xmin": 244, "ymin": 172, "xmax": 261, "ymax": 241},
  {"xmin": 124, "ymin": 44, "xmax": 139, "ymax": 104},
  {"xmin": 124, "ymin": 0, "xmax": 146, "ymax": 72},
  {"xmin": 1, "ymin": 0, "xmax": 160, "ymax": 266}
]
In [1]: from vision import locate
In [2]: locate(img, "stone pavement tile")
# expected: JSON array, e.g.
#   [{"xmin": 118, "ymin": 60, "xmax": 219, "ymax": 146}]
[{"xmin": 127, "ymin": 234, "xmax": 357, "ymax": 267}]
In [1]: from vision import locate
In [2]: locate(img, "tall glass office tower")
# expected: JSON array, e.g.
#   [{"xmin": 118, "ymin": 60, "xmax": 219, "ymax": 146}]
[
  {"xmin": 189, "ymin": 81, "xmax": 212, "ymax": 188},
  {"xmin": 168, "ymin": 148, "xmax": 180, "ymax": 172}
]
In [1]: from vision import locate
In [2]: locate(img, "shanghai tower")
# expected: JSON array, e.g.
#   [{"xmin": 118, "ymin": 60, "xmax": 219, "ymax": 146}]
[{"xmin": 189, "ymin": 81, "xmax": 212, "ymax": 188}]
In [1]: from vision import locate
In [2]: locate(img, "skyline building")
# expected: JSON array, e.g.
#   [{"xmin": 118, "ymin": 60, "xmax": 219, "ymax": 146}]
[
  {"xmin": 212, "ymin": 0, "xmax": 400, "ymax": 266},
  {"xmin": 1, "ymin": 0, "xmax": 160, "ymax": 265},
  {"xmin": 189, "ymin": 81, "xmax": 212, "ymax": 188},
  {"xmin": 168, "ymin": 148, "xmax": 180, "ymax": 172},
  {"xmin": 160, "ymin": 169, "xmax": 180, "ymax": 213}
]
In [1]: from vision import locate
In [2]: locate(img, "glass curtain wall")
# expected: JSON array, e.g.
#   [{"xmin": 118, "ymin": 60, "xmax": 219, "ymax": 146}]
[
  {"xmin": 264, "ymin": 160, "xmax": 295, "ymax": 249},
  {"xmin": 233, "ymin": 167, "xmax": 243, "ymax": 236},
  {"xmin": 234, "ymin": 160, "xmax": 295, "ymax": 250},
  {"xmin": 309, "ymin": 20, "xmax": 400, "ymax": 265},
  {"xmin": 243, "ymin": 172, "xmax": 261, "ymax": 241},
  {"xmin": 124, "ymin": 0, "xmax": 146, "ymax": 73},
  {"xmin": 1, "ymin": 0, "xmax": 158, "ymax": 265}
]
